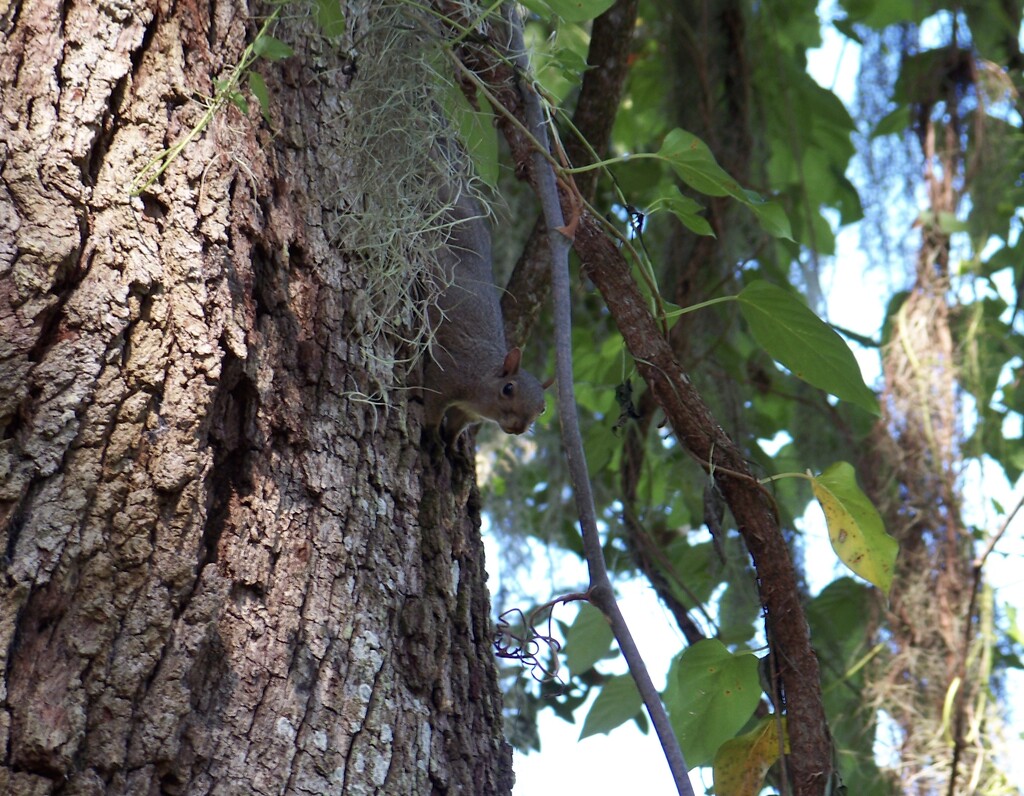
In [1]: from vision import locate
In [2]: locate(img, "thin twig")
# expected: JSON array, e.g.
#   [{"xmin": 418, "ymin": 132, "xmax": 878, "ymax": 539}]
[
  {"xmin": 505, "ymin": 10, "xmax": 694, "ymax": 795},
  {"xmin": 972, "ymin": 489, "xmax": 1024, "ymax": 571},
  {"xmin": 950, "ymin": 488, "xmax": 1024, "ymax": 794}
]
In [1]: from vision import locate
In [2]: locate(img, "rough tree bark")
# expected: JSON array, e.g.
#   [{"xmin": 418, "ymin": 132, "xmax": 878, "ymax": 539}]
[{"xmin": 1, "ymin": 1, "xmax": 513, "ymax": 794}]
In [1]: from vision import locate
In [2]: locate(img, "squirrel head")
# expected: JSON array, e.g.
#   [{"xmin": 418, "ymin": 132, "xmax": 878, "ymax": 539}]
[{"xmin": 492, "ymin": 347, "xmax": 546, "ymax": 435}]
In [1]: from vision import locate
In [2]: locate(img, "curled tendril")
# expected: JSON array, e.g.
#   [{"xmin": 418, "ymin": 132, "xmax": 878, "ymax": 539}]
[{"xmin": 494, "ymin": 592, "xmax": 590, "ymax": 682}]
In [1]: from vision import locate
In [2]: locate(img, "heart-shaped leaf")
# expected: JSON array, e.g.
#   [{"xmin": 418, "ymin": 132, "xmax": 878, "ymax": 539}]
[
  {"xmin": 563, "ymin": 603, "xmax": 614, "ymax": 676},
  {"xmin": 579, "ymin": 674, "xmax": 643, "ymax": 739},
  {"xmin": 663, "ymin": 639, "xmax": 761, "ymax": 769}
]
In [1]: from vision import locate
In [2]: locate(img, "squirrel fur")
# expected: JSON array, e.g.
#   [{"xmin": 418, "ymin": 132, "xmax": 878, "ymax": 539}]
[{"xmin": 423, "ymin": 188, "xmax": 546, "ymax": 443}]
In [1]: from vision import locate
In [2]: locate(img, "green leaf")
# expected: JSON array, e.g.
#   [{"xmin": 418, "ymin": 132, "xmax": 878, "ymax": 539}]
[
  {"xmin": 717, "ymin": 577, "xmax": 759, "ymax": 645},
  {"xmin": 747, "ymin": 196, "xmax": 794, "ymax": 241},
  {"xmin": 543, "ymin": 0, "xmax": 617, "ymax": 23},
  {"xmin": 247, "ymin": 71, "xmax": 270, "ymax": 121},
  {"xmin": 737, "ymin": 281, "xmax": 880, "ymax": 415},
  {"xmin": 228, "ymin": 90, "xmax": 249, "ymax": 116},
  {"xmin": 811, "ymin": 462, "xmax": 899, "ymax": 595},
  {"xmin": 1006, "ymin": 604, "xmax": 1024, "ymax": 647},
  {"xmin": 713, "ymin": 716, "xmax": 788, "ymax": 796},
  {"xmin": 563, "ymin": 603, "xmax": 614, "ymax": 676},
  {"xmin": 530, "ymin": 18, "xmax": 592, "ymax": 103},
  {"xmin": 841, "ymin": 0, "xmax": 928, "ymax": 28},
  {"xmin": 612, "ymin": 43, "xmax": 670, "ymax": 147},
  {"xmin": 313, "ymin": 0, "xmax": 346, "ymax": 37},
  {"xmin": 658, "ymin": 128, "xmax": 743, "ymax": 200},
  {"xmin": 873, "ymin": 105, "xmax": 911, "ymax": 137},
  {"xmin": 518, "ymin": 0, "xmax": 555, "ymax": 17},
  {"xmin": 649, "ymin": 185, "xmax": 715, "ymax": 237},
  {"xmin": 657, "ymin": 130, "xmax": 792, "ymax": 239},
  {"xmin": 664, "ymin": 539, "xmax": 720, "ymax": 607},
  {"xmin": 664, "ymin": 639, "xmax": 761, "ymax": 769},
  {"xmin": 253, "ymin": 35, "xmax": 294, "ymax": 62},
  {"xmin": 806, "ymin": 577, "xmax": 872, "ymax": 662},
  {"xmin": 579, "ymin": 674, "xmax": 643, "ymax": 739},
  {"xmin": 936, "ymin": 211, "xmax": 969, "ymax": 235}
]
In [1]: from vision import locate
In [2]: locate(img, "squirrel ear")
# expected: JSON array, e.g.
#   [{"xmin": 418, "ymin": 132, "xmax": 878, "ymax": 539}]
[{"xmin": 502, "ymin": 348, "xmax": 522, "ymax": 376}]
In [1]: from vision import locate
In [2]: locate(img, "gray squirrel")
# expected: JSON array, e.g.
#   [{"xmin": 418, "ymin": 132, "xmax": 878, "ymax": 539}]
[{"xmin": 423, "ymin": 187, "xmax": 546, "ymax": 443}]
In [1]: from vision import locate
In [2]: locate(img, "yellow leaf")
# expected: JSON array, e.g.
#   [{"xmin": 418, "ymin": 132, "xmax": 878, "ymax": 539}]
[
  {"xmin": 812, "ymin": 461, "xmax": 899, "ymax": 595},
  {"xmin": 713, "ymin": 716, "xmax": 788, "ymax": 796}
]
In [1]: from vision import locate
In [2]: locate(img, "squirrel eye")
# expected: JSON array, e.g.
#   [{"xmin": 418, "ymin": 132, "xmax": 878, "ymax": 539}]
[{"xmin": 502, "ymin": 382, "xmax": 515, "ymax": 397}]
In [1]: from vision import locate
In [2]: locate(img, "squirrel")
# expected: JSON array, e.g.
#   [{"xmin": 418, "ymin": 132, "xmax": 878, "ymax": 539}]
[{"xmin": 422, "ymin": 187, "xmax": 546, "ymax": 444}]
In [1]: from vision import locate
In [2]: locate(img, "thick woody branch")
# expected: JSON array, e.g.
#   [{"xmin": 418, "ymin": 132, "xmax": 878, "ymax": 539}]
[
  {"xmin": 576, "ymin": 215, "xmax": 833, "ymax": 795},
  {"xmin": 563, "ymin": 0, "xmax": 639, "ymax": 199}
]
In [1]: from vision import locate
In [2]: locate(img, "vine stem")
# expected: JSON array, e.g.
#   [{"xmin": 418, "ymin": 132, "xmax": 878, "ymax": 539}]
[
  {"xmin": 130, "ymin": 7, "xmax": 282, "ymax": 194},
  {"xmin": 505, "ymin": 10, "xmax": 694, "ymax": 796}
]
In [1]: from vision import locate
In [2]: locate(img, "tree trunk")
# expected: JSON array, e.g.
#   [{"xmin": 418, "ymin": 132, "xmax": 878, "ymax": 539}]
[{"xmin": 1, "ymin": 1, "xmax": 513, "ymax": 793}]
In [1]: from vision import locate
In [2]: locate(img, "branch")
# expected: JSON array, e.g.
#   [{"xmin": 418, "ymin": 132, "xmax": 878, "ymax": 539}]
[
  {"xmin": 505, "ymin": 10, "xmax": 694, "ymax": 796},
  {"xmin": 972, "ymin": 488, "xmax": 1024, "ymax": 572},
  {"xmin": 502, "ymin": 0, "xmax": 639, "ymax": 341},
  {"xmin": 621, "ymin": 396, "xmax": 712, "ymax": 645},
  {"xmin": 575, "ymin": 217, "xmax": 834, "ymax": 795},
  {"xmin": 950, "ymin": 488, "xmax": 1024, "ymax": 794},
  {"xmin": 563, "ymin": 0, "xmax": 639, "ymax": 200},
  {"xmin": 442, "ymin": 2, "xmax": 833, "ymax": 792}
]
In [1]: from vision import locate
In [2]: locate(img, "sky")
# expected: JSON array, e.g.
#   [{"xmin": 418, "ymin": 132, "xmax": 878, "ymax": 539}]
[{"xmin": 491, "ymin": 7, "xmax": 1024, "ymax": 796}]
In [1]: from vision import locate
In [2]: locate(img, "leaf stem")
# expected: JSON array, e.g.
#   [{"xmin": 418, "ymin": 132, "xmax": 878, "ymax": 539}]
[
  {"xmin": 759, "ymin": 471, "xmax": 813, "ymax": 485},
  {"xmin": 562, "ymin": 152, "xmax": 662, "ymax": 173},
  {"xmin": 130, "ymin": 7, "xmax": 282, "ymax": 194},
  {"xmin": 663, "ymin": 294, "xmax": 736, "ymax": 319}
]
